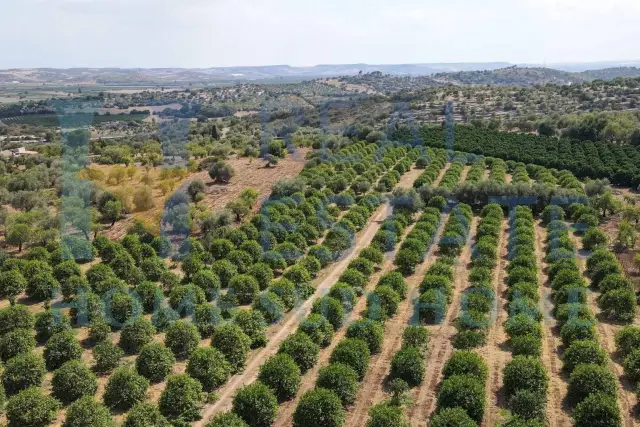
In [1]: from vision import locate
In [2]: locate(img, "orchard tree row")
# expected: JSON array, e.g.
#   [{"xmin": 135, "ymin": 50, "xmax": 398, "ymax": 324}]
[{"xmin": 393, "ymin": 125, "xmax": 640, "ymax": 187}]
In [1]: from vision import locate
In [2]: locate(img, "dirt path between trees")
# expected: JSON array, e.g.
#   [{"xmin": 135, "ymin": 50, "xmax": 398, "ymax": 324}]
[
  {"xmin": 405, "ymin": 216, "xmax": 479, "ymax": 426},
  {"xmin": 480, "ymin": 219, "xmax": 510, "ymax": 427},
  {"xmin": 535, "ymin": 223, "xmax": 572, "ymax": 427}
]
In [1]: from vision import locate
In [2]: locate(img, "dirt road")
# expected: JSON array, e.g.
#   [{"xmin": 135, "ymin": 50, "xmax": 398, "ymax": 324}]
[
  {"xmin": 535, "ymin": 223, "xmax": 572, "ymax": 427},
  {"xmin": 480, "ymin": 219, "xmax": 510, "ymax": 427}
]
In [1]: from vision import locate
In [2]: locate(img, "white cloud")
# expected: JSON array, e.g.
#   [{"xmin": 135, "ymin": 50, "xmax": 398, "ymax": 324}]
[{"xmin": 1, "ymin": 0, "xmax": 639, "ymax": 68}]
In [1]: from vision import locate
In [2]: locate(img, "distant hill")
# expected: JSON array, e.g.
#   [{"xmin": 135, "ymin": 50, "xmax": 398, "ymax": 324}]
[{"xmin": 1, "ymin": 62, "xmax": 640, "ymax": 86}]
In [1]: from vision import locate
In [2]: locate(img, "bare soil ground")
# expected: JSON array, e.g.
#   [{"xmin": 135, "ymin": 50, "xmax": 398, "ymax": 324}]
[
  {"xmin": 535, "ymin": 223, "xmax": 572, "ymax": 427},
  {"xmin": 269, "ymin": 167, "xmax": 426, "ymax": 427},
  {"xmin": 480, "ymin": 219, "xmax": 511, "ymax": 427},
  {"xmin": 460, "ymin": 165, "xmax": 472, "ymax": 183},
  {"xmin": 101, "ymin": 150, "xmax": 308, "ymax": 240},
  {"xmin": 405, "ymin": 216, "xmax": 479, "ymax": 426},
  {"xmin": 566, "ymin": 230, "xmax": 639, "ymax": 427}
]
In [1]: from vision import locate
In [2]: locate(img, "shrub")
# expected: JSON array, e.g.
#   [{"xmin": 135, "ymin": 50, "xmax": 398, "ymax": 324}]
[
  {"xmin": 394, "ymin": 248, "xmax": 422, "ymax": 274},
  {"xmin": 269, "ymin": 278, "xmax": 297, "ymax": 310},
  {"xmin": 124, "ymin": 402, "xmax": 171, "ymax": 427},
  {"xmin": 299, "ymin": 313, "xmax": 334, "ymax": 347},
  {"xmin": 152, "ymin": 306, "xmax": 180, "ymax": 332},
  {"xmin": 368, "ymin": 285, "xmax": 401, "ymax": 320},
  {"xmin": 2, "ymin": 353, "xmax": 46, "ymax": 395},
  {"xmin": 437, "ymin": 375, "xmax": 485, "ymax": 423},
  {"xmin": 511, "ymin": 335, "xmax": 542, "ymax": 357},
  {"xmin": 509, "ymin": 389, "xmax": 546, "ymax": 421},
  {"xmin": 6, "ymin": 387, "xmax": 60, "ymax": 427},
  {"xmin": 329, "ymin": 282, "xmax": 357, "ymax": 312},
  {"xmin": 93, "ymin": 341, "xmax": 123, "ymax": 373},
  {"xmin": 0, "ymin": 269, "xmax": 27, "ymax": 303},
  {"xmin": 194, "ymin": 304, "xmax": 222, "ymax": 338},
  {"xmin": 52, "ymin": 360, "xmax": 97, "ymax": 403},
  {"xmin": 360, "ymin": 246, "xmax": 384, "ymax": 265},
  {"xmin": 248, "ymin": 263, "xmax": 274, "ymax": 290},
  {"xmin": 573, "ymin": 393, "xmax": 621, "ymax": 427},
  {"xmin": 103, "ymin": 367, "xmax": 149, "ymax": 410},
  {"xmin": 429, "ymin": 407, "xmax": 477, "ymax": 427},
  {"xmin": 258, "ymin": 353, "xmax": 301, "ymax": 402},
  {"xmin": 330, "ymin": 338, "xmax": 371, "ymax": 380},
  {"xmin": 616, "ymin": 326, "xmax": 640, "ymax": 357},
  {"xmin": 159, "ymin": 374, "xmax": 204, "ymax": 422},
  {"xmin": 390, "ymin": 346, "xmax": 425, "ymax": 387},
  {"xmin": 541, "ymin": 205, "xmax": 565, "ymax": 224},
  {"xmin": 378, "ymin": 271, "xmax": 407, "ymax": 298},
  {"xmin": 212, "ymin": 324, "xmax": 252, "ymax": 374},
  {"xmin": 119, "ymin": 318, "xmax": 156, "ymax": 354},
  {"xmin": 165, "ymin": 320, "xmax": 201, "ymax": 359},
  {"xmin": 169, "ymin": 284, "xmax": 207, "ymax": 316},
  {"xmin": 563, "ymin": 340, "xmax": 607, "ymax": 372},
  {"xmin": 505, "ymin": 313, "xmax": 542, "ymax": 340},
  {"xmin": 623, "ymin": 349, "xmax": 640, "ymax": 382},
  {"xmin": 186, "ymin": 347, "xmax": 231, "ymax": 391},
  {"xmin": 442, "ymin": 351, "xmax": 488, "ymax": 382},
  {"xmin": 0, "ymin": 328, "xmax": 35, "ymax": 361},
  {"xmin": 136, "ymin": 342, "xmax": 175, "ymax": 383},
  {"xmin": 192, "ymin": 270, "xmax": 221, "ymax": 301},
  {"xmin": 420, "ymin": 275, "xmax": 452, "ymax": 301},
  {"xmin": 211, "ymin": 259, "xmax": 238, "ymax": 288},
  {"xmin": 283, "ymin": 264, "xmax": 312, "ymax": 286},
  {"xmin": 599, "ymin": 274, "xmax": 633, "ymax": 294},
  {"xmin": 232, "ymin": 381, "xmax": 278, "ymax": 427},
  {"xmin": 568, "ymin": 363, "xmax": 618, "ymax": 405},
  {"xmin": 62, "ymin": 396, "xmax": 113, "ymax": 427},
  {"xmin": 561, "ymin": 318, "xmax": 597, "ymax": 347},
  {"xmin": 339, "ymin": 268, "xmax": 367, "ymax": 288},
  {"xmin": 279, "ymin": 332, "xmax": 320, "ymax": 373},
  {"xmin": 503, "ymin": 356, "xmax": 548, "ymax": 398},
  {"xmin": 293, "ymin": 388, "xmax": 345, "ymax": 427},
  {"xmin": 583, "ymin": 228, "xmax": 608, "ymax": 250},
  {"xmin": 230, "ymin": 274, "xmax": 260, "ymax": 305},
  {"xmin": 600, "ymin": 288, "xmax": 637, "ymax": 323},
  {"xmin": 402, "ymin": 326, "xmax": 429, "ymax": 351},
  {"xmin": 346, "ymin": 319, "xmax": 384, "ymax": 354},
  {"xmin": 366, "ymin": 403, "xmax": 410, "ymax": 427},
  {"xmin": 89, "ymin": 317, "xmax": 111, "ymax": 344},
  {"xmin": 312, "ymin": 296, "xmax": 345, "ymax": 330},
  {"xmin": 206, "ymin": 412, "xmax": 249, "ymax": 427},
  {"xmin": 34, "ymin": 309, "xmax": 72, "ymax": 343},
  {"xmin": 231, "ymin": 309, "xmax": 265, "ymax": 349},
  {"xmin": 252, "ymin": 292, "xmax": 285, "ymax": 324},
  {"xmin": 0, "ymin": 304, "xmax": 34, "ymax": 335},
  {"xmin": 316, "ymin": 362, "xmax": 359, "ymax": 406},
  {"xmin": 44, "ymin": 330, "xmax": 83, "ymax": 370}
]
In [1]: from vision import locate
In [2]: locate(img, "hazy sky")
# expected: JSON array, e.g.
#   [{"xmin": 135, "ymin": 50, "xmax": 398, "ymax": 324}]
[{"xmin": 3, "ymin": 0, "xmax": 639, "ymax": 68}]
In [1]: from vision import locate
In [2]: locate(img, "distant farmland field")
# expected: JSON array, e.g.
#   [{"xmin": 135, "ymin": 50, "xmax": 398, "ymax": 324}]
[{"xmin": 0, "ymin": 112, "xmax": 149, "ymax": 127}]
